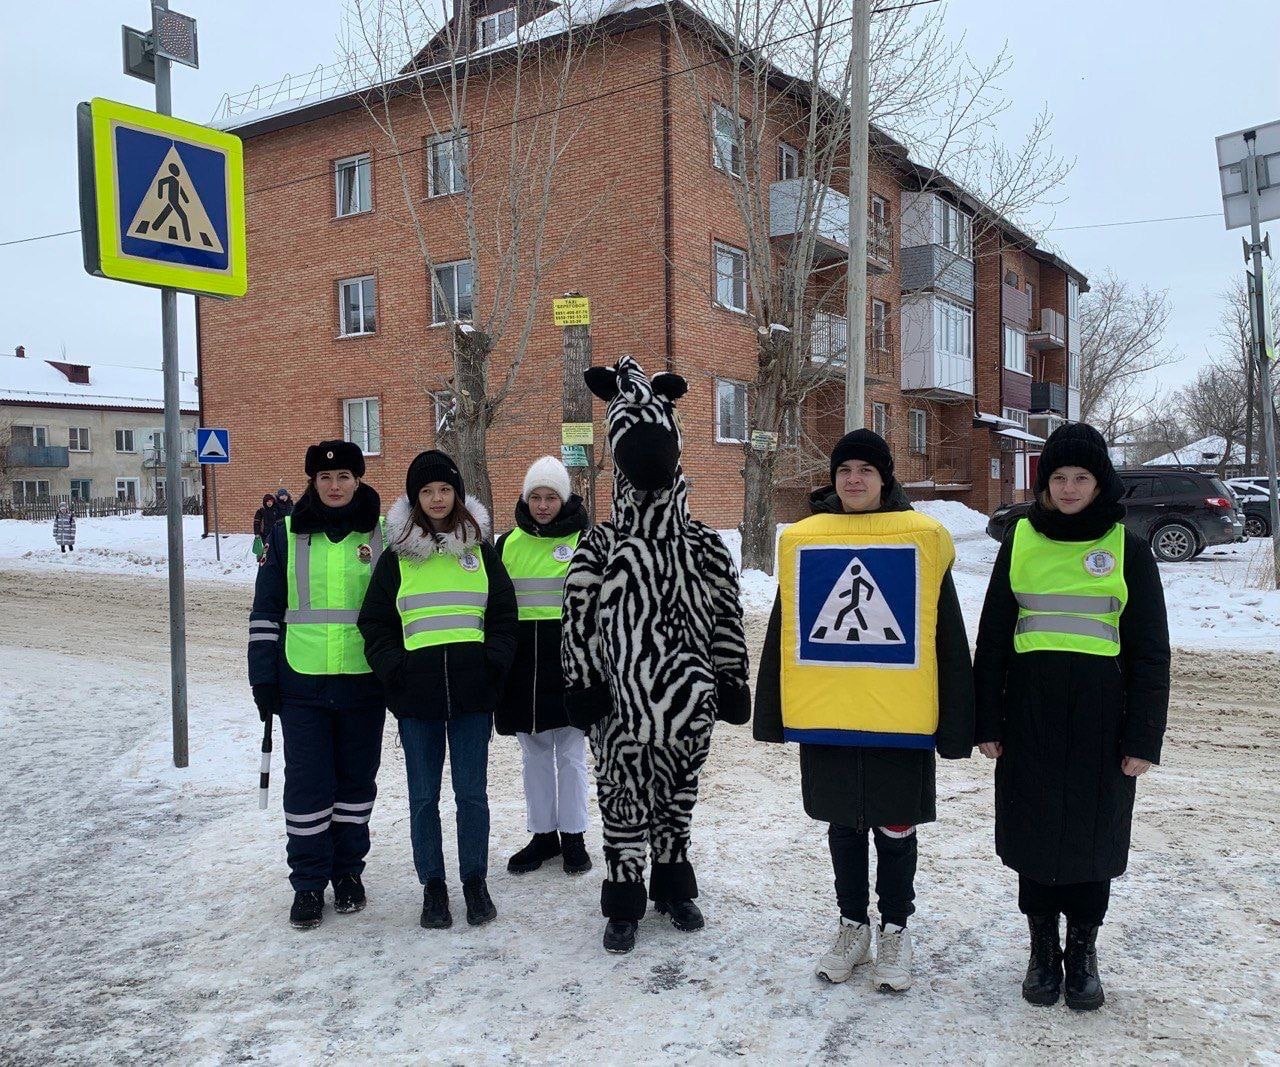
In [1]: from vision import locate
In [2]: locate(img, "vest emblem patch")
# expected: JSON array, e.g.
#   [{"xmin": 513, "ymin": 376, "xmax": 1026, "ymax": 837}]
[
  {"xmin": 553, "ymin": 544, "xmax": 574, "ymax": 563},
  {"xmin": 459, "ymin": 551, "xmax": 480, "ymax": 572},
  {"xmin": 1082, "ymin": 549, "xmax": 1117, "ymax": 577}
]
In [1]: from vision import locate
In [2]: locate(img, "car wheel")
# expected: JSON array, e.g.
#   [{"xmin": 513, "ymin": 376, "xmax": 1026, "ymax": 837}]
[
  {"xmin": 1151, "ymin": 523, "xmax": 1196, "ymax": 563},
  {"xmin": 1245, "ymin": 514, "xmax": 1269, "ymax": 538}
]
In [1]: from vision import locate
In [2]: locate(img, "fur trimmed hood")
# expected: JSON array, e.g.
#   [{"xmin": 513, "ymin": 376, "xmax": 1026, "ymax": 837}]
[{"xmin": 386, "ymin": 493, "xmax": 492, "ymax": 560}]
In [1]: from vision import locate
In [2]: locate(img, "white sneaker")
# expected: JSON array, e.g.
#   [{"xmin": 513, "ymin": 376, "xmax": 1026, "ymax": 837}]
[
  {"xmin": 815, "ymin": 918, "xmax": 872, "ymax": 983},
  {"xmin": 872, "ymin": 924, "xmax": 913, "ymax": 992}
]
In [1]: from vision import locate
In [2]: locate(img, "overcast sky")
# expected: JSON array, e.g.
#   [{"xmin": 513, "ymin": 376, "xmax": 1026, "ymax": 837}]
[{"xmin": 1, "ymin": 0, "xmax": 1277, "ymax": 391}]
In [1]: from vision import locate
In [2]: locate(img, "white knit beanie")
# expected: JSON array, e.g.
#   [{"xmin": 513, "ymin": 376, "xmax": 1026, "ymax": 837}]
[{"xmin": 522, "ymin": 455, "xmax": 572, "ymax": 502}]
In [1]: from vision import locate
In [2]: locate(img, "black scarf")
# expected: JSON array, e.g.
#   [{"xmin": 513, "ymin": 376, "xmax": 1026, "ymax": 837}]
[
  {"xmin": 1027, "ymin": 494, "xmax": 1126, "ymax": 542},
  {"xmin": 290, "ymin": 482, "xmax": 382, "ymax": 540},
  {"xmin": 513, "ymin": 494, "xmax": 590, "ymax": 538}
]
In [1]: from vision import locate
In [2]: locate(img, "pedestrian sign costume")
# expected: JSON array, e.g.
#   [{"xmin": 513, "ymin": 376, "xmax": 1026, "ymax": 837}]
[{"xmin": 778, "ymin": 510, "xmax": 956, "ymax": 749}]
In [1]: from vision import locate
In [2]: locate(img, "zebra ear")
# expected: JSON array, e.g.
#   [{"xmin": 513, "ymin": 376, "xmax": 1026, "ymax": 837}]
[
  {"xmin": 652, "ymin": 373, "xmax": 688, "ymax": 403},
  {"xmin": 584, "ymin": 366, "xmax": 619, "ymax": 401}
]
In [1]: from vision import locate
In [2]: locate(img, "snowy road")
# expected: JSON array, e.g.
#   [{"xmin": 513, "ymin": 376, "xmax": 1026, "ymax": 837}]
[{"xmin": 2, "ymin": 567, "xmax": 1278, "ymax": 1064}]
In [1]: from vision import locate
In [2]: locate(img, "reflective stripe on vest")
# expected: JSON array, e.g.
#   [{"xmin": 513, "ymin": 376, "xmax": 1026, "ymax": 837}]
[
  {"xmin": 500, "ymin": 527, "xmax": 579, "ymax": 621},
  {"xmin": 397, "ymin": 548, "xmax": 489, "ymax": 649},
  {"xmin": 283, "ymin": 516, "xmax": 386, "ymax": 675},
  {"xmin": 1009, "ymin": 518, "xmax": 1127, "ymax": 656}
]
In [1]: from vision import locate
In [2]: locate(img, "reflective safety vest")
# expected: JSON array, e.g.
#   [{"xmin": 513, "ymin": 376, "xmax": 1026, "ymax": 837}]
[
  {"xmin": 396, "ymin": 547, "xmax": 489, "ymax": 650},
  {"xmin": 500, "ymin": 527, "xmax": 579, "ymax": 621},
  {"xmin": 1009, "ymin": 518, "xmax": 1127, "ymax": 656},
  {"xmin": 284, "ymin": 516, "xmax": 386, "ymax": 675},
  {"xmin": 778, "ymin": 510, "xmax": 955, "ymax": 749}
]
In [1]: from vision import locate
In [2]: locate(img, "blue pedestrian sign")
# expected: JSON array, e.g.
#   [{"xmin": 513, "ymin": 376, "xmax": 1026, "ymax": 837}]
[
  {"xmin": 197, "ymin": 427, "xmax": 230, "ymax": 465},
  {"xmin": 796, "ymin": 545, "xmax": 919, "ymax": 667}
]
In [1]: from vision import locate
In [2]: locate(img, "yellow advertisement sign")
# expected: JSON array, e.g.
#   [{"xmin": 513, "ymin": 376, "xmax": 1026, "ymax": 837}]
[
  {"xmin": 562, "ymin": 422, "xmax": 594, "ymax": 446},
  {"xmin": 553, "ymin": 297, "xmax": 591, "ymax": 327}
]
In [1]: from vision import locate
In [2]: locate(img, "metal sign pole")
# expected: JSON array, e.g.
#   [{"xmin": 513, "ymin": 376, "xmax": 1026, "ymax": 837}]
[
  {"xmin": 1244, "ymin": 131, "xmax": 1280, "ymax": 589},
  {"xmin": 211, "ymin": 463, "xmax": 221, "ymax": 561},
  {"xmin": 154, "ymin": 0, "xmax": 189, "ymax": 766}
]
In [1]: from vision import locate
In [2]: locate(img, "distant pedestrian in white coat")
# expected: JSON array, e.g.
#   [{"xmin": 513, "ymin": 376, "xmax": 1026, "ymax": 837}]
[{"xmin": 53, "ymin": 502, "xmax": 76, "ymax": 553}]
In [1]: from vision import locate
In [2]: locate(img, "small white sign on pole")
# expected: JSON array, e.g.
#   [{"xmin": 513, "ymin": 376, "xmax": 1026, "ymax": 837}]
[{"xmin": 1216, "ymin": 119, "xmax": 1280, "ymax": 230}]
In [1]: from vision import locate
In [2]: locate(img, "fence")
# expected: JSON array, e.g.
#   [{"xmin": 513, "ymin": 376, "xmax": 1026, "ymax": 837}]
[{"xmin": 0, "ymin": 495, "xmax": 203, "ymax": 521}]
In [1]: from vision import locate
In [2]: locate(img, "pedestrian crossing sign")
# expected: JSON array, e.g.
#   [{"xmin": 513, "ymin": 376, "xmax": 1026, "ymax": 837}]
[
  {"xmin": 77, "ymin": 98, "xmax": 246, "ymax": 298},
  {"xmin": 197, "ymin": 427, "xmax": 230, "ymax": 464},
  {"xmin": 795, "ymin": 544, "xmax": 920, "ymax": 667}
]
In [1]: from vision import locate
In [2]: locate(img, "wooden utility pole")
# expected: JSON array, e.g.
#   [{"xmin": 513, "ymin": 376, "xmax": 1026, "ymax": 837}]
[{"xmin": 560, "ymin": 291, "xmax": 597, "ymax": 521}]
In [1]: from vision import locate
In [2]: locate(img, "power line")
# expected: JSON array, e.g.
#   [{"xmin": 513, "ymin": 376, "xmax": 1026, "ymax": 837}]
[
  {"xmin": 0, "ymin": 228, "xmax": 81, "ymax": 248},
  {"xmin": 1046, "ymin": 211, "xmax": 1221, "ymax": 233}
]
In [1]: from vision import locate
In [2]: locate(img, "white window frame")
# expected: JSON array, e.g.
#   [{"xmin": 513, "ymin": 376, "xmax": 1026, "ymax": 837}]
[
  {"xmin": 14, "ymin": 425, "xmax": 49, "ymax": 448},
  {"xmin": 933, "ymin": 296, "xmax": 973, "ymax": 361},
  {"xmin": 908, "ymin": 408, "xmax": 927, "ymax": 455},
  {"xmin": 477, "ymin": 6, "xmax": 516, "ymax": 47},
  {"xmin": 872, "ymin": 402, "xmax": 888, "ymax": 438},
  {"xmin": 334, "ymin": 153, "xmax": 372, "ymax": 217},
  {"xmin": 811, "ymin": 310, "xmax": 848, "ymax": 365},
  {"xmin": 343, "ymin": 397, "xmax": 382, "ymax": 456},
  {"xmin": 933, "ymin": 197, "xmax": 971, "ymax": 257},
  {"xmin": 68, "ymin": 427, "xmax": 91, "ymax": 452},
  {"xmin": 69, "ymin": 479, "xmax": 92, "ymax": 500},
  {"xmin": 711, "ymin": 104, "xmax": 744, "ymax": 177},
  {"xmin": 12, "ymin": 479, "xmax": 51, "ymax": 503},
  {"xmin": 115, "ymin": 428, "xmax": 136, "ymax": 453},
  {"xmin": 1069, "ymin": 350, "xmax": 1081, "ymax": 390},
  {"xmin": 339, "ymin": 276, "xmax": 376, "ymax": 337},
  {"xmin": 427, "ymin": 130, "xmax": 468, "ymax": 198},
  {"xmin": 115, "ymin": 478, "xmax": 139, "ymax": 502},
  {"xmin": 1003, "ymin": 323, "xmax": 1029, "ymax": 374},
  {"xmin": 1067, "ymin": 278, "xmax": 1080, "ymax": 321},
  {"xmin": 432, "ymin": 260, "xmax": 474, "ymax": 324},
  {"xmin": 778, "ymin": 142, "xmax": 800, "ymax": 181},
  {"xmin": 1002, "ymin": 407, "xmax": 1029, "ymax": 430},
  {"xmin": 715, "ymin": 378, "xmax": 749, "ymax": 444},
  {"xmin": 871, "ymin": 194, "xmax": 889, "ymax": 223},
  {"xmin": 713, "ymin": 241, "xmax": 748, "ymax": 313},
  {"xmin": 871, "ymin": 299, "xmax": 889, "ymax": 352},
  {"xmin": 432, "ymin": 391, "xmax": 457, "ymax": 438}
]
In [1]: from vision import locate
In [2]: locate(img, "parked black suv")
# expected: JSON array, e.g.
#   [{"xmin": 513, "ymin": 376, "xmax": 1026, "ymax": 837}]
[
  {"xmin": 1226, "ymin": 478, "xmax": 1274, "ymax": 538},
  {"xmin": 986, "ymin": 469, "xmax": 1246, "ymax": 562}
]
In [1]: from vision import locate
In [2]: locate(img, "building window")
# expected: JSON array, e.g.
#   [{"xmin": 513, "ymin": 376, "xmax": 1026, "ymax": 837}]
[
  {"xmin": 477, "ymin": 7, "xmax": 516, "ymax": 47},
  {"xmin": 1069, "ymin": 350, "xmax": 1080, "ymax": 390},
  {"xmin": 872, "ymin": 402, "xmax": 888, "ymax": 438},
  {"xmin": 908, "ymin": 409, "xmax": 927, "ymax": 454},
  {"xmin": 12, "ymin": 425, "xmax": 49, "ymax": 448},
  {"xmin": 432, "ymin": 391, "xmax": 457, "ymax": 438},
  {"xmin": 711, "ymin": 104, "xmax": 744, "ymax": 176},
  {"xmin": 1003, "ymin": 323, "xmax": 1029, "ymax": 373},
  {"xmin": 343, "ymin": 397, "xmax": 382, "ymax": 455},
  {"xmin": 778, "ymin": 142, "xmax": 799, "ymax": 181},
  {"xmin": 116, "ymin": 478, "xmax": 139, "ymax": 502},
  {"xmin": 70, "ymin": 479, "xmax": 92, "ymax": 500},
  {"xmin": 933, "ymin": 296, "xmax": 973, "ymax": 361},
  {"xmin": 339, "ymin": 276, "xmax": 376, "ymax": 336},
  {"xmin": 871, "ymin": 194, "xmax": 889, "ymax": 222},
  {"xmin": 68, "ymin": 427, "xmax": 91, "ymax": 452},
  {"xmin": 432, "ymin": 261, "xmax": 474, "ymax": 323},
  {"xmin": 812, "ymin": 310, "xmax": 848, "ymax": 365},
  {"xmin": 115, "ymin": 428, "xmax": 135, "ymax": 453},
  {"xmin": 933, "ymin": 197, "xmax": 971, "ymax": 257},
  {"xmin": 427, "ymin": 131, "xmax": 468, "ymax": 198},
  {"xmin": 1002, "ymin": 407, "xmax": 1029, "ymax": 430},
  {"xmin": 334, "ymin": 153, "xmax": 372, "ymax": 216},
  {"xmin": 713, "ymin": 242, "xmax": 748, "ymax": 312},
  {"xmin": 155, "ymin": 477, "xmax": 167, "ymax": 505},
  {"xmin": 12, "ymin": 480, "xmax": 50, "ymax": 503},
  {"xmin": 871, "ymin": 299, "xmax": 889, "ymax": 351},
  {"xmin": 1067, "ymin": 278, "xmax": 1080, "ymax": 321},
  {"xmin": 715, "ymin": 379, "xmax": 748, "ymax": 443}
]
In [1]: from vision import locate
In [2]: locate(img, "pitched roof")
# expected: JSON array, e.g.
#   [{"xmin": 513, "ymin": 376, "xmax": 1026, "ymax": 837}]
[
  {"xmin": 1142, "ymin": 435, "xmax": 1247, "ymax": 468},
  {"xmin": 0, "ymin": 355, "xmax": 199, "ymax": 413}
]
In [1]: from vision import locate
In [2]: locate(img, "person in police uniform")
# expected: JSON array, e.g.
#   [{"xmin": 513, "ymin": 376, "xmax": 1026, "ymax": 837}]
[
  {"xmin": 248, "ymin": 440, "xmax": 387, "ymax": 931},
  {"xmin": 753, "ymin": 429, "xmax": 975, "ymax": 993},
  {"xmin": 494, "ymin": 456, "xmax": 593, "ymax": 877},
  {"xmin": 974, "ymin": 422, "xmax": 1170, "ymax": 1011},
  {"xmin": 357, "ymin": 449, "xmax": 517, "ymax": 930}
]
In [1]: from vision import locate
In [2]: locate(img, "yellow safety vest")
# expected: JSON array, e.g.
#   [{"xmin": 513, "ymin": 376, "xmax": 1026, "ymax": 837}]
[
  {"xmin": 778, "ymin": 510, "xmax": 955, "ymax": 749},
  {"xmin": 284, "ymin": 516, "xmax": 386, "ymax": 675},
  {"xmin": 500, "ymin": 527, "xmax": 579, "ymax": 621},
  {"xmin": 1009, "ymin": 519, "xmax": 1127, "ymax": 656},
  {"xmin": 397, "ymin": 547, "xmax": 489, "ymax": 649}
]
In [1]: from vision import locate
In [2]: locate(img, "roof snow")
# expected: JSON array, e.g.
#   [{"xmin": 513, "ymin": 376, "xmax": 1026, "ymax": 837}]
[
  {"xmin": 1142, "ymin": 435, "xmax": 1247, "ymax": 468},
  {"xmin": 0, "ymin": 355, "xmax": 199, "ymax": 413}
]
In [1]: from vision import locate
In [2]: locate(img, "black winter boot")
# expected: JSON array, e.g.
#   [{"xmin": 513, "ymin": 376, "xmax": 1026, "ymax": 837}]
[
  {"xmin": 603, "ymin": 920, "xmax": 638, "ymax": 954},
  {"xmin": 420, "ymin": 879, "xmax": 452, "ymax": 929},
  {"xmin": 289, "ymin": 889, "xmax": 324, "ymax": 930},
  {"xmin": 1064, "ymin": 921, "xmax": 1105, "ymax": 1011},
  {"xmin": 1021, "ymin": 914, "xmax": 1063, "ymax": 1005},
  {"xmin": 655, "ymin": 899, "xmax": 705, "ymax": 932},
  {"xmin": 507, "ymin": 832, "xmax": 561, "ymax": 874},
  {"xmin": 332, "ymin": 873, "xmax": 366, "ymax": 914},
  {"xmin": 560, "ymin": 833, "xmax": 592, "ymax": 875},
  {"xmin": 463, "ymin": 877, "xmax": 497, "ymax": 926}
]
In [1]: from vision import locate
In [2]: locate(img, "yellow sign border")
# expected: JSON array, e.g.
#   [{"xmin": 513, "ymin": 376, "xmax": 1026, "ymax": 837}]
[{"xmin": 88, "ymin": 98, "xmax": 247, "ymax": 298}]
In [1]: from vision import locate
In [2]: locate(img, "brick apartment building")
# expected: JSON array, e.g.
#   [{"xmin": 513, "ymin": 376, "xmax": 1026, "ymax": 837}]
[{"xmin": 198, "ymin": 0, "xmax": 1087, "ymax": 534}]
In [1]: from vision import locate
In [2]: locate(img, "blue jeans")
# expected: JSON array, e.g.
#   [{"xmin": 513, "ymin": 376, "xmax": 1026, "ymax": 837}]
[{"xmin": 398, "ymin": 712, "xmax": 491, "ymax": 884}]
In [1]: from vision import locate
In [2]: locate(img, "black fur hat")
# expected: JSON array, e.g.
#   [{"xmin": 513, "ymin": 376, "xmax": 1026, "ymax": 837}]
[{"xmin": 304, "ymin": 440, "xmax": 365, "ymax": 479}]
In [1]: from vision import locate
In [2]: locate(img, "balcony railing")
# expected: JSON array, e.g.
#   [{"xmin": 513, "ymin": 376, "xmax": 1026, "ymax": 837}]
[
  {"xmin": 770, "ymin": 179, "xmax": 893, "ymax": 273},
  {"xmin": 1030, "ymin": 380, "xmax": 1067, "ymax": 414},
  {"xmin": 808, "ymin": 321, "xmax": 895, "ymax": 381},
  {"xmin": 1028, "ymin": 307, "xmax": 1066, "ymax": 350},
  {"xmin": 1002, "ymin": 283, "xmax": 1031, "ymax": 328},
  {"xmin": 142, "ymin": 447, "xmax": 198, "ymax": 469},
  {"xmin": 868, "ymin": 215, "xmax": 893, "ymax": 273},
  {"xmin": 8, "ymin": 444, "xmax": 70, "ymax": 468}
]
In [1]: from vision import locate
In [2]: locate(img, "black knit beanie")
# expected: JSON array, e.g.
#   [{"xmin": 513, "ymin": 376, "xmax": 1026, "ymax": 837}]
[
  {"xmin": 1035, "ymin": 422, "xmax": 1122, "ymax": 501},
  {"xmin": 304, "ymin": 440, "xmax": 365, "ymax": 478},
  {"xmin": 406, "ymin": 449, "xmax": 465, "ymax": 502},
  {"xmin": 829, "ymin": 429, "xmax": 895, "ymax": 488}
]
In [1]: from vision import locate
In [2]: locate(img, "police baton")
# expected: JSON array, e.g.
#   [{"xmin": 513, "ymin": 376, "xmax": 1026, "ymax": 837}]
[{"xmin": 258, "ymin": 717, "xmax": 274, "ymax": 810}]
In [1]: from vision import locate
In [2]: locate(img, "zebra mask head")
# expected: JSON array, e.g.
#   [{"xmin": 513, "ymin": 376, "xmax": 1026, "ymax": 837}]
[{"xmin": 585, "ymin": 355, "xmax": 688, "ymax": 493}]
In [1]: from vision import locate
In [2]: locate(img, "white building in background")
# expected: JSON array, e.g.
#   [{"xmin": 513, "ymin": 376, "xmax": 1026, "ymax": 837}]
[{"xmin": 1, "ymin": 347, "xmax": 200, "ymax": 505}]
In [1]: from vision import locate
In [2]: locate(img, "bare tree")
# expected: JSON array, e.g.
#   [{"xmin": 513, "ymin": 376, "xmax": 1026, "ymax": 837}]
[
  {"xmin": 1177, "ymin": 358, "xmax": 1248, "ymax": 477},
  {"xmin": 344, "ymin": 0, "xmax": 609, "ymax": 513},
  {"xmin": 664, "ymin": 0, "xmax": 1071, "ymax": 571},
  {"xmin": 1077, "ymin": 269, "xmax": 1176, "ymax": 444},
  {"xmin": 1215, "ymin": 275, "xmax": 1280, "ymax": 474}
]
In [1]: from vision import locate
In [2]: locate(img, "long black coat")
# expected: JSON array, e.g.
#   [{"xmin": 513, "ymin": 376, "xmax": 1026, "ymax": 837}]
[
  {"xmin": 973, "ymin": 516, "xmax": 1170, "ymax": 885},
  {"xmin": 753, "ymin": 485, "xmax": 976, "ymax": 829},
  {"xmin": 493, "ymin": 496, "xmax": 590, "ymax": 736}
]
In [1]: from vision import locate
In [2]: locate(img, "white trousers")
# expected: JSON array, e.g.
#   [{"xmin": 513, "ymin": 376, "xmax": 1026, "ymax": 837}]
[{"xmin": 517, "ymin": 727, "xmax": 589, "ymax": 835}]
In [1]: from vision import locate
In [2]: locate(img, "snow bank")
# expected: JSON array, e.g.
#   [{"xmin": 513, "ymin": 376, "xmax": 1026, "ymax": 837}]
[{"xmin": 912, "ymin": 499, "xmax": 992, "ymax": 541}]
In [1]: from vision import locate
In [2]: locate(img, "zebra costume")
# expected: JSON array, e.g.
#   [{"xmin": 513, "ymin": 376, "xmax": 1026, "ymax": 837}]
[{"xmin": 561, "ymin": 356, "xmax": 751, "ymax": 929}]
